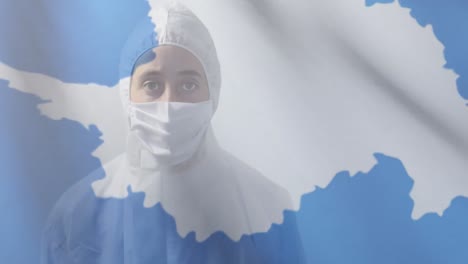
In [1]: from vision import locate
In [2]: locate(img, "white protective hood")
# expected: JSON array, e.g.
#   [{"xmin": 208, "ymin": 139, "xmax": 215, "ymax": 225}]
[{"xmin": 91, "ymin": 1, "xmax": 294, "ymax": 242}]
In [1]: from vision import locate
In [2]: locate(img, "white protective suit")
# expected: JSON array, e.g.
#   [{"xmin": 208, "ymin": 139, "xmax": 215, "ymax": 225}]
[{"xmin": 41, "ymin": 2, "xmax": 306, "ymax": 264}]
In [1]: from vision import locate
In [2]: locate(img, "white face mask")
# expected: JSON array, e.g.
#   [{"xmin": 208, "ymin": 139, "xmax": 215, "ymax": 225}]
[{"xmin": 128, "ymin": 100, "xmax": 213, "ymax": 166}]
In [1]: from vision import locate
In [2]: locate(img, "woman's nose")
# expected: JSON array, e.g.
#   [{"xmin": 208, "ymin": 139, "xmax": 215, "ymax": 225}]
[{"xmin": 159, "ymin": 84, "xmax": 180, "ymax": 102}]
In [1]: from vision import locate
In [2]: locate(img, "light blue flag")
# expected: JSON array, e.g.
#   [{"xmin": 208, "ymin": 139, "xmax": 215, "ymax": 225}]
[{"xmin": 1, "ymin": 0, "xmax": 467, "ymax": 263}]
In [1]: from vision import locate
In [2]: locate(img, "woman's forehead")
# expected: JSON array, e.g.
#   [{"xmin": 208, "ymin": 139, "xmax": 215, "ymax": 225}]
[{"xmin": 133, "ymin": 45, "xmax": 206, "ymax": 78}]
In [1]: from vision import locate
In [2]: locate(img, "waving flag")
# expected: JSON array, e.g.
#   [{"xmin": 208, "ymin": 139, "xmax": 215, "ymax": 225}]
[{"xmin": 1, "ymin": 0, "xmax": 467, "ymax": 263}]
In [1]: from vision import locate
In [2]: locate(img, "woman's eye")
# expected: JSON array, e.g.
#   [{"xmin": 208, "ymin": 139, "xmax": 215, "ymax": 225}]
[
  {"xmin": 181, "ymin": 82, "xmax": 198, "ymax": 92},
  {"xmin": 143, "ymin": 81, "xmax": 161, "ymax": 91}
]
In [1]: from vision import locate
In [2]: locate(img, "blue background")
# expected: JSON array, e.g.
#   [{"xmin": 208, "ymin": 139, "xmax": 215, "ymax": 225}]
[{"xmin": 1, "ymin": 0, "xmax": 467, "ymax": 263}]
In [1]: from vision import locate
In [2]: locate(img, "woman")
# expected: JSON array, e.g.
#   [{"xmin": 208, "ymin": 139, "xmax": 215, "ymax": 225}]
[{"xmin": 41, "ymin": 2, "xmax": 305, "ymax": 263}]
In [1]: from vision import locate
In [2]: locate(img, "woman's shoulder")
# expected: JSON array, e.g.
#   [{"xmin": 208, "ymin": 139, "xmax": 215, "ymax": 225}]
[
  {"xmin": 219, "ymin": 150, "xmax": 294, "ymax": 214},
  {"xmin": 221, "ymin": 150, "xmax": 293, "ymax": 203},
  {"xmin": 42, "ymin": 154, "xmax": 126, "ymax": 243},
  {"xmin": 43, "ymin": 167, "xmax": 102, "ymax": 233}
]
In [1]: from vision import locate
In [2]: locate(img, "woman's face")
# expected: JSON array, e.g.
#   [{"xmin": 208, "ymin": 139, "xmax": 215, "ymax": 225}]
[{"xmin": 130, "ymin": 45, "xmax": 210, "ymax": 103}]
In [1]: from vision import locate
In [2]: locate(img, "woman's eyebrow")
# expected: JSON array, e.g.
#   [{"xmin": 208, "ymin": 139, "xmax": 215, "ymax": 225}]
[{"xmin": 178, "ymin": 70, "xmax": 202, "ymax": 77}]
